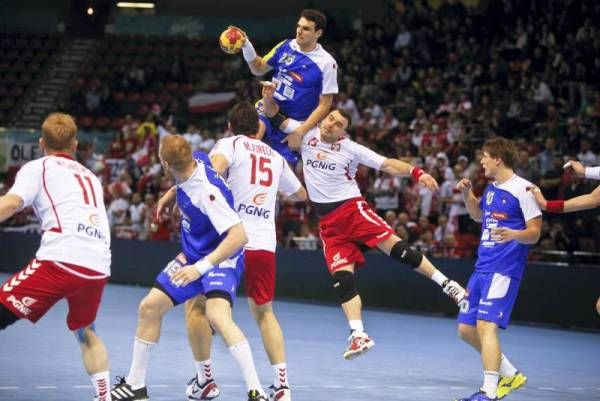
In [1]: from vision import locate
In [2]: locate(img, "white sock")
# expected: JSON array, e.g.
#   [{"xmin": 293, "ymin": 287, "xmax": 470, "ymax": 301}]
[
  {"xmin": 431, "ymin": 271, "xmax": 448, "ymax": 287},
  {"xmin": 228, "ymin": 340, "xmax": 265, "ymax": 395},
  {"xmin": 90, "ymin": 371, "xmax": 111, "ymax": 401},
  {"xmin": 482, "ymin": 371, "xmax": 499, "ymax": 398},
  {"xmin": 195, "ymin": 358, "xmax": 213, "ymax": 383},
  {"xmin": 499, "ymin": 354, "xmax": 518, "ymax": 377},
  {"xmin": 349, "ymin": 320, "xmax": 364, "ymax": 333},
  {"xmin": 272, "ymin": 363, "xmax": 289, "ymax": 388},
  {"xmin": 126, "ymin": 337, "xmax": 156, "ymax": 390}
]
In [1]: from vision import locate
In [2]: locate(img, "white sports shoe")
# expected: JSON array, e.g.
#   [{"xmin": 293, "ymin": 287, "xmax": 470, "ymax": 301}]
[{"xmin": 186, "ymin": 376, "xmax": 220, "ymax": 400}]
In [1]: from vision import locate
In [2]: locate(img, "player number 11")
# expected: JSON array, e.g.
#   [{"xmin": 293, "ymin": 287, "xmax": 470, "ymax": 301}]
[
  {"xmin": 74, "ymin": 173, "xmax": 98, "ymax": 207},
  {"xmin": 249, "ymin": 154, "xmax": 273, "ymax": 187}
]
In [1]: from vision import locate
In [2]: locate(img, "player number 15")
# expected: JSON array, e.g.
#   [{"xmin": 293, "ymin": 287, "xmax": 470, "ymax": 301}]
[{"xmin": 250, "ymin": 154, "xmax": 273, "ymax": 187}]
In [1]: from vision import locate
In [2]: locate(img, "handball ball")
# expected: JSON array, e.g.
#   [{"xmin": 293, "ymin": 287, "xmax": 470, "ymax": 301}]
[{"xmin": 219, "ymin": 27, "xmax": 245, "ymax": 54}]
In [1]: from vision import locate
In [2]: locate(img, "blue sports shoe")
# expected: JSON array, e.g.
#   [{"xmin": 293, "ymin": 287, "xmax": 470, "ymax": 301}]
[{"xmin": 454, "ymin": 390, "xmax": 498, "ymax": 401}]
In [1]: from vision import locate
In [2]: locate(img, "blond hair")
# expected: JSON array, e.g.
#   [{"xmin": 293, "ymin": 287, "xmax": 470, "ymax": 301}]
[
  {"xmin": 159, "ymin": 134, "xmax": 193, "ymax": 172},
  {"xmin": 41, "ymin": 113, "xmax": 77, "ymax": 151}
]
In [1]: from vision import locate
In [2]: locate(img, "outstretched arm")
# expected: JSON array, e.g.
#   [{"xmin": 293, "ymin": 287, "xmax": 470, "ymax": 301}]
[
  {"xmin": 232, "ymin": 26, "xmax": 272, "ymax": 76},
  {"xmin": 528, "ymin": 184, "xmax": 600, "ymax": 213},
  {"xmin": 381, "ymin": 158, "xmax": 439, "ymax": 190}
]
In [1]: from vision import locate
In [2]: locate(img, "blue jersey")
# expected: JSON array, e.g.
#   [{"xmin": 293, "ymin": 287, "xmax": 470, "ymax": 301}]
[
  {"xmin": 176, "ymin": 152, "xmax": 242, "ymax": 263},
  {"xmin": 264, "ymin": 39, "xmax": 338, "ymax": 120},
  {"xmin": 475, "ymin": 175, "xmax": 541, "ymax": 279}
]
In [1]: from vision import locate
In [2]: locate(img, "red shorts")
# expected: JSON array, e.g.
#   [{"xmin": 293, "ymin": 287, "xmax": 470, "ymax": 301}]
[
  {"xmin": 319, "ymin": 197, "xmax": 393, "ymax": 273},
  {"xmin": 0, "ymin": 259, "xmax": 108, "ymax": 330},
  {"xmin": 244, "ymin": 249, "xmax": 276, "ymax": 305}
]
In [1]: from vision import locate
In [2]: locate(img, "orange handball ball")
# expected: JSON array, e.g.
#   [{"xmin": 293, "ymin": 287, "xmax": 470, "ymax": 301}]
[{"xmin": 219, "ymin": 27, "xmax": 245, "ymax": 54}]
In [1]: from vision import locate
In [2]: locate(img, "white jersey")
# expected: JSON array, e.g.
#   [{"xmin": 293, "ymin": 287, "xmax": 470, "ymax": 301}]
[
  {"xmin": 210, "ymin": 136, "xmax": 302, "ymax": 252},
  {"xmin": 8, "ymin": 154, "xmax": 111, "ymax": 275},
  {"xmin": 287, "ymin": 120, "xmax": 386, "ymax": 203}
]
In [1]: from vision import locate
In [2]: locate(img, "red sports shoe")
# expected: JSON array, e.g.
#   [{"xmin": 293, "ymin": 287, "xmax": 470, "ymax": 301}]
[{"xmin": 343, "ymin": 331, "xmax": 375, "ymax": 360}]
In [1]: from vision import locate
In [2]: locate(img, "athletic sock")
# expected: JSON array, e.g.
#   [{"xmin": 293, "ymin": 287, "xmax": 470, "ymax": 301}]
[
  {"xmin": 126, "ymin": 337, "xmax": 156, "ymax": 390},
  {"xmin": 228, "ymin": 340, "xmax": 265, "ymax": 395},
  {"xmin": 272, "ymin": 362, "xmax": 289, "ymax": 388},
  {"xmin": 349, "ymin": 320, "xmax": 364, "ymax": 333},
  {"xmin": 482, "ymin": 370, "xmax": 499, "ymax": 399},
  {"xmin": 499, "ymin": 354, "xmax": 518, "ymax": 377},
  {"xmin": 91, "ymin": 371, "xmax": 111, "ymax": 401},
  {"xmin": 195, "ymin": 359, "xmax": 213, "ymax": 384}
]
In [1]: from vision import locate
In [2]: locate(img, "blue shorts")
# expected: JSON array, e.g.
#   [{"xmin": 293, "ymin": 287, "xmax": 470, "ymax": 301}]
[
  {"xmin": 457, "ymin": 271, "xmax": 521, "ymax": 329},
  {"xmin": 155, "ymin": 253, "xmax": 244, "ymax": 306}
]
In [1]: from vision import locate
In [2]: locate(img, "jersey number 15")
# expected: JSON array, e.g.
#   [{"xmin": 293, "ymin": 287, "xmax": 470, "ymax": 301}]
[{"xmin": 250, "ymin": 154, "xmax": 273, "ymax": 187}]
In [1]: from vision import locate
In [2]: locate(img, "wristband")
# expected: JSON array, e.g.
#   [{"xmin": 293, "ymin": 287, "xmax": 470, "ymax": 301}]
[
  {"xmin": 194, "ymin": 257, "xmax": 214, "ymax": 275},
  {"xmin": 242, "ymin": 38, "xmax": 257, "ymax": 62},
  {"xmin": 545, "ymin": 200, "xmax": 564, "ymax": 213},
  {"xmin": 410, "ymin": 166, "xmax": 424, "ymax": 180},
  {"xmin": 585, "ymin": 166, "xmax": 600, "ymax": 180}
]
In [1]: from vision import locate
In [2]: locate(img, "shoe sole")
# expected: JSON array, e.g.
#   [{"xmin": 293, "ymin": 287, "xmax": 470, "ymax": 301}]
[{"xmin": 343, "ymin": 342, "xmax": 375, "ymax": 360}]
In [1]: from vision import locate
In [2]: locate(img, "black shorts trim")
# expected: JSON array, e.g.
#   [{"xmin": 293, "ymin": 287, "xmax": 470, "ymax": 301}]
[
  {"xmin": 153, "ymin": 281, "xmax": 179, "ymax": 306},
  {"xmin": 205, "ymin": 290, "xmax": 233, "ymax": 307}
]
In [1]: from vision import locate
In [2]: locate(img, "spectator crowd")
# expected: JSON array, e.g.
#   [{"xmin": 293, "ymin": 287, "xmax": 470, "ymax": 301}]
[{"xmin": 2, "ymin": 0, "xmax": 600, "ymax": 259}]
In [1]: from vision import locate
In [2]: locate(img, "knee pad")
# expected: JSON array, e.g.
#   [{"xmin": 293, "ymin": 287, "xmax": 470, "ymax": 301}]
[
  {"xmin": 0, "ymin": 304, "xmax": 19, "ymax": 330},
  {"xmin": 75, "ymin": 323, "xmax": 96, "ymax": 344},
  {"xmin": 390, "ymin": 240, "xmax": 423, "ymax": 268},
  {"xmin": 333, "ymin": 271, "xmax": 358, "ymax": 303}
]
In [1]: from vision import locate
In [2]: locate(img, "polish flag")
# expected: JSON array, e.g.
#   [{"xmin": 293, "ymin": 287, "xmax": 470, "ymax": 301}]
[{"xmin": 188, "ymin": 91, "xmax": 236, "ymax": 113}]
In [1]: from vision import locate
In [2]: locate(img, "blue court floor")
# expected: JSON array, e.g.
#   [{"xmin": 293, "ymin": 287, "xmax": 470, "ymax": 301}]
[{"xmin": 0, "ymin": 273, "xmax": 598, "ymax": 401}]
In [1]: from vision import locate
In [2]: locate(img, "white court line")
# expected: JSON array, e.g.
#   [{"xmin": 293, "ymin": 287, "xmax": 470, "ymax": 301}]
[
  {"xmin": 567, "ymin": 388, "xmax": 584, "ymax": 390},
  {"xmin": 293, "ymin": 385, "xmax": 310, "ymax": 388},
  {"xmin": 355, "ymin": 385, "xmax": 375, "ymax": 389},
  {"xmin": 73, "ymin": 385, "xmax": 94, "ymax": 388},
  {"xmin": 148, "ymin": 384, "xmax": 170, "ymax": 388},
  {"xmin": 0, "ymin": 387, "xmax": 19, "ymax": 390},
  {"xmin": 450, "ymin": 386, "xmax": 468, "ymax": 390},
  {"xmin": 324, "ymin": 385, "xmax": 342, "ymax": 388},
  {"xmin": 538, "ymin": 387, "xmax": 556, "ymax": 390},
  {"xmin": 221, "ymin": 384, "xmax": 242, "ymax": 388},
  {"xmin": 36, "ymin": 386, "xmax": 57, "ymax": 389},
  {"xmin": 387, "ymin": 386, "xmax": 408, "ymax": 389},
  {"xmin": 419, "ymin": 386, "xmax": 438, "ymax": 390}
]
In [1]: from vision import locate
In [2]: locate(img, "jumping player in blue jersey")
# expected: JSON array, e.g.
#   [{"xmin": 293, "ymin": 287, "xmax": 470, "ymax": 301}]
[
  {"xmin": 111, "ymin": 135, "xmax": 268, "ymax": 401},
  {"xmin": 454, "ymin": 137, "xmax": 542, "ymax": 401},
  {"xmin": 234, "ymin": 9, "xmax": 338, "ymax": 165}
]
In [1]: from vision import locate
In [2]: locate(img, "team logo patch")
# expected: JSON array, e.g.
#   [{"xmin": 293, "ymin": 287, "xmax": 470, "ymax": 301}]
[
  {"xmin": 308, "ymin": 138, "xmax": 318, "ymax": 147},
  {"xmin": 88, "ymin": 213, "xmax": 100, "ymax": 226},
  {"xmin": 330, "ymin": 143, "xmax": 341, "ymax": 152},
  {"xmin": 316, "ymin": 151, "xmax": 328, "ymax": 161},
  {"xmin": 288, "ymin": 71, "xmax": 304, "ymax": 83},
  {"xmin": 486, "ymin": 191, "xmax": 495, "ymax": 205},
  {"xmin": 252, "ymin": 192, "xmax": 268, "ymax": 206},
  {"xmin": 491, "ymin": 211, "xmax": 508, "ymax": 220}
]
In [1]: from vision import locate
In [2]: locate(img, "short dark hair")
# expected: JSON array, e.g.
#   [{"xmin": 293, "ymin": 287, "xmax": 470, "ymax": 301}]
[
  {"xmin": 335, "ymin": 108, "xmax": 352, "ymax": 130},
  {"xmin": 229, "ymin": 101, "xmax": 259, "ymax": 136},
  {"xmin": 301, "ymin": 9, "xmax": 327, "ymax": 32},
  {"xmin": 482, "ymin": 137, "xmax": 518, "ymax": 168}
]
